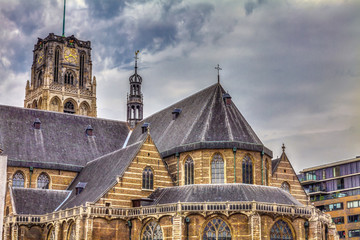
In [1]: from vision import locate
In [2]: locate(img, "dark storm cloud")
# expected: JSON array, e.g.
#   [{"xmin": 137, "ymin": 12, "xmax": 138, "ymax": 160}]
[{"xmin": 85, "ymin": 0, "xmax": 125, "ymax": 19}]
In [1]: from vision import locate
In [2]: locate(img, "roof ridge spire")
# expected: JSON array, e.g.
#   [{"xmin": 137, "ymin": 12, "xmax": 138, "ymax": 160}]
[
  {"xmin": 215, "ymin": 64, "xmax": 222, "ymax": 84},
  {"xmin": 134, "ymin": 50, "xmax": 139, "ymax": 74}
]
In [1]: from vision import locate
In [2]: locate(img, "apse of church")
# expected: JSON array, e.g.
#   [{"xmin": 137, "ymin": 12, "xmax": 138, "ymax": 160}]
[{"xmin": 24, "ymin": 33, "xmax": 97, "ymax": 117}]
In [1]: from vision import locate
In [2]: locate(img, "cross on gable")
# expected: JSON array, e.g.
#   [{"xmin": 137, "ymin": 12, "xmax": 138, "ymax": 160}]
[{"xmin": 215, "ymin": 64, "xmax": 222, "ymax": 83}]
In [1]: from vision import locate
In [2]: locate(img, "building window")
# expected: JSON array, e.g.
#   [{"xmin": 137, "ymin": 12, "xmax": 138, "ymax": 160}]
[
  {"xmin": 338, "ymin": 231, "xmax": 345, "ymax": 239},
  {"xmin": 142, "ymin": 220, "xmax": 163, "ymax": 240},
  {"xmin": 349, "ymin": 229, "xmax": 360, "ymax": 238},
  {"xmin": 202, "ymin": 218, "xmax": 231, "ymax": 240},
  {"xmin": 79, "ymin": 53, "xmax": 85, "ymax": 87},
  {"xmin": 64, "ymin": 101, "xmax": 75, "ymax": 114},
  {"xmin": 348, "ymin": 200, "xmax": 360, "ymax": 209},
  {"xmin": 211, "ymin": 154, "xmax": 224, "ymax": 184},
  {"xmin": 142, "ymin": 167, "xmax": 153, "ymax": 190},
  {"xmin": 337, "ymin": 178, "xmax": 344, "ymax": 190},
  {"xmin": 333, "ymin": 166, "xmax": 340, "ymax": 177},
  {"xmin": 184, "ymin": 157, "xmax": 194, "ymax": 185},
  {"xmin": 319, "ymin": 203, "xmax": 343, "ymax": 212},
  {"xmin": 348, "ymin": 215, "xmax": 360, "ymax": 223},
  {"xmin": 37, "ymin": 71, "xmax": 43, "ymax": 88},
  {"xmin": 64, "ymin": 71, "xmax": 74, "ymax": 85},
  {"xmin": 54, "ymin": 48, "xmax": 60, "ymax": 83},
  {"xmin": 332, "ymin": 217, "xmax": 344, "ymax": 225},
  {"xmin": 13, "ymin": 171, "xmax": 25, "ymax": 188},
  {"xmin": 37, "ymin": 173, "xmax": 50, "ymax": 189},
  {"xmin": 67, "ymin": 223, "xmax": 76, "ymax": 240},
  {"xmin": 242, "ymin": 155, "xmax": 253, "ymax": 184},
  {"xmin": 305, "ymin": 171, "xmax": 317, "ymax": 181},
  {"xmin": 281, "ymin": 182, "xmax": 290, "ymax": 193},
  {"xmin": 270, "ymin": 220, "xmax": 294, "ymax": 240},
  {"xmin": 47, "ymin": 227, "xmax": 55, "ymax": 240}
]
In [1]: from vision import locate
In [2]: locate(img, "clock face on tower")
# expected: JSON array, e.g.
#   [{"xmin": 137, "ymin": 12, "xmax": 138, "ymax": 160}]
[
  {"xmin": 37, "ymin": 51, "xmax": 44, "ymax": 66},
  {"xmin": 64, "ymin": 47, "xmax": 78, "ymax": 64}
]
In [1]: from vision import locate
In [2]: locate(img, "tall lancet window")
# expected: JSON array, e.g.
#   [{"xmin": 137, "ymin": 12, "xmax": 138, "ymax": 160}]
[
  {"xmin": 142, "ymin": 167, "xmax": 153, "ymax": 190},
  {"xmin": 79, "ymin": 53, "xmax": 85, "ymax": 87},
  {"xmin": 184, "ymin": 157, "xmax": 194, "ymax": 185},
  {"xmin": 54, "ymin": 47, "xmax": 60, "ymax": 83},
  {"xmin": 242, "ymin": 155, "xmax": 253, "ymax": 184},
  {"xmin": 211, "ymin": 153, "xmax": 224, "ymax": 184}
]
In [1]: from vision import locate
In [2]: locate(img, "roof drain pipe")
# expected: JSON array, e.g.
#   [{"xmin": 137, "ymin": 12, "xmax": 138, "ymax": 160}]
[
  {"xmin": 176, "ymin": 152, "xmax": 180, "ymax": 186},
  {"xmin": 233, "ymin": 147, "xmax": 237, "ymax": 183},
  {"xmin": 261, "ymin": 150, "xmax": 264, "ymax": 185},
  {"xmin": 29, "ymin": 167, "xmax": 33, "ymax": 188},
  {"xmin": 128, "ymin": 220, "xmax": 132, "ymax": 240},
  {"xmin": 185, "ymin": 217, "xmax": 190, "ymax": 240}
]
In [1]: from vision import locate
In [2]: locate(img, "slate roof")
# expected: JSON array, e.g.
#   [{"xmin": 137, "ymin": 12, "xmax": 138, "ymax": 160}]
[
  {"xmin": 11, "ymin": 188, "xmax": 71, "ymax": 215},
  {"xmin": 272, "ymin": 158, "xmax": 281, "ymax": 174},
  {"xmin": 59, "ymin": 136, "xmax": 146, "ymax": 209},
  {"xmin": 148, "ymin": 184, "xmax": 302, "ymax": 206},
  {"xmin": 128, "ymin": 84, "xmax": 272, "ymax": 158},
  {"xmin": 0, "ymin": 105, "xmax": 129, "ymax": 171}
]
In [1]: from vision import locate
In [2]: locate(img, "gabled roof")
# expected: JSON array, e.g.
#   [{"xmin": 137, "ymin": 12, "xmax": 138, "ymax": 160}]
[
  {"xmin": 11, "ymin": 188, "xmax": 71, "ymax": 215},
  {"xmin": 59, "ymin": 135, "xmax": 147, "ymax": 209},
  {"xmin": 272, "ymin": 158, "xmax": 281, "ymax": 174},
  {"xmin": 128, "ymin": 84, "xmax": 272, "ymax": 157},
  {"xmin": 147, "ymin": 184, "xmax": 302, "ymax": 206},
  {"xmin": 0, "ymin": 105, "xmax": 129, "ymax": 171}
]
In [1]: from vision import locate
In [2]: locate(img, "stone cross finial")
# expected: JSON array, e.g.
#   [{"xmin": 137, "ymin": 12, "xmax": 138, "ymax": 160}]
[
  {"xmin": 215, "ymin": 64, "xmax": 222, "ymax": 84},
  {"xmin": 282, "ymin": 143, "xmax": 285, "ymax": 153}
]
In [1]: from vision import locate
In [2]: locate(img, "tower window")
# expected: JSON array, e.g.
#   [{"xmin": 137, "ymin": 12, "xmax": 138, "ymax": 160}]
[
  {"xmin": 184, "ymin": 157, "xmax": 194, "ymax": 185},
  {"xmin": 79, "ymin": 53, "xmax": 85, "ymax": 87},
  {"xmin": 54, "ymin": 48, "xmax": 60, "ymax": 83},
  {"xmin": 12, "ymin": 171, "xmax": 25, "ymax": 188},
  {"xmin": 37, "ymin": 173, "xmax": 50, "ymax": 189},
  {"xmin": 64, "ymin": 101, "xmax": 75, "ymax": 114},
  {"xmin": 64, "ymin": 71, "xmax": 74, "ymax": 85},
  {"xmin": 37, "ymin": 71, "xmax": 43, "ymax": 88},
  {"xmin": 211, "ymin": 153, "xmax": 224, "ymax": 184},
  {"xmin": 142, "ymin": 167, "xmax": 153, "ymax": 190},
  {"xmin": 242, "ymin": 155, "xmax": 253, "ymax": 184}
]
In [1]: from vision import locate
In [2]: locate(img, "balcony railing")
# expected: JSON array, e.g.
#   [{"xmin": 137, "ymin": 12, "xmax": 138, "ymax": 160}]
[{"xmin": 5, "ymin": 201, "xmax": 313, "ymax": 225}]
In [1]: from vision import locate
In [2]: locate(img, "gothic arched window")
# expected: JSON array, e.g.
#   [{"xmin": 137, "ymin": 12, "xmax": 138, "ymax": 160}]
[
  {"xmin": 37, "ymin": 71, "xmax": 43, "ymax": 88},
  {"xmin": 142, "ymin": 221, "xmax": 163, "ymax": 240},
  {"xmin": 242, "ymin": 155, "xmax": 253, "ymax": 184},
  {"xmin": 54, "ymin": 48, "xmax": 60, "ymax": 83},
  {"xmin": 202, "ymin": 218, "xmax": 231, "ymax": 240},
  {"xmin": 67, "ymin": 223, "xmax": 76, "ymax": 240},
  {"xmin": 270, "ymin": 220, "xmax": 294, "ymax": 240},
  {"xmin": 47, "ymin": 227, "xmax": 55, "ymax": 240},
  {"xmin": 142, "ymin": 167, "xmax": 153, "ymax": 190},
  {"xmin": 64, "ymin": 71, "xmax": 74, "ymax": 85},
  {"xmin": 79, "ymin": 53, "xmax": 85, "ymax": 87},
  {"xmin": 281, "ymin": 182, "xmax": 290, "ymax": 193},
  {"xmin": 13, "ymin": 171, "xmax": 25, "ymax": 188},
  {"xmin": 184, "ymin": 157, "xmax": 194, "ymax": 185},
  {"xmin": 211, "ymin": 153, "xmax": 224, "ymax": 184},
  {"xmin": 37, "ymin": 173, "xmax": 50, "ymax": 189},
  {"xmin": 64, "ymin": 101, "xmax": 75, "ymax": 114}
]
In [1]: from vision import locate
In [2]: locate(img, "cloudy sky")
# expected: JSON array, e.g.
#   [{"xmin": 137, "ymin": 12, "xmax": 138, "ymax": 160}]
[{"xmin": 0, "ymin": 0, "xmax": 359, "ymax": 172}]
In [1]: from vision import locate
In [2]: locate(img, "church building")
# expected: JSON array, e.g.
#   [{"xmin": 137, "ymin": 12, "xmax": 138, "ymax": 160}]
[{"xmin": 0, "ymin": 33, "xmax": 339, "ymax": 240}]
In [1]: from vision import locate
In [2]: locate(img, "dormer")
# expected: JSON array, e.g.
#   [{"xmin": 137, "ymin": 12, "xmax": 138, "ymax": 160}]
[
  {"xmin": 33, "ymin": 118, "xmax": 41, "ymax": 129},
  {"xmin": 172, "ymin": 108, "xmax": 182, "ymax": 120}
]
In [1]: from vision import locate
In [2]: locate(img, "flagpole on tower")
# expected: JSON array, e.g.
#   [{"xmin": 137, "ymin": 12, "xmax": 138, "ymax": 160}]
[{"xmin": 62, "ymin": 0, "xmax": 66, "ymax": 37}]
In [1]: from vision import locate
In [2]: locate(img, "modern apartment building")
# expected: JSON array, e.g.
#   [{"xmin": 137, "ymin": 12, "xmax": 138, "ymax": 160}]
[{"xmin": 299, "ymin": 156, "xmax": 360, "ymax": 239}]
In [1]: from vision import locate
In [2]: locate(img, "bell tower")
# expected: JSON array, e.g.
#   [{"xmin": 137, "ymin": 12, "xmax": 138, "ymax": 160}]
[
  {"xmin": 127, "ymin": 50, "xmax": 143, "ymax": 129},
  {"xmin": 24, "ymin": 33, "xmax": 97, "ymax": 117}
]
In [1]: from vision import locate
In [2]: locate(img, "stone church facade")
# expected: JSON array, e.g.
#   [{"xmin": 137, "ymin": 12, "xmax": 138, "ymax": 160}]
[{"xmin": 0, "ymin": 34, "xmax": 339, "ymax": 240}]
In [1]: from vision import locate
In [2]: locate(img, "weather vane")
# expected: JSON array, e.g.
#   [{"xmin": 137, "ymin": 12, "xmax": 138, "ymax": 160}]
[{"xmin": 215, "ymin": 64, "xmax": 222, "ymax": 84}]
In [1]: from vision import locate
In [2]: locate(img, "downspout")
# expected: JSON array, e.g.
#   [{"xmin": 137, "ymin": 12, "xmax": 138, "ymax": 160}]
[
  {"xmin": 176, "ymin": 152, "xmax": 180, "ymax": 186},
  {"xmin": 128, "ymin": 220, "xmax": 132, "ymax": 240},
  {"xmin": 261, "ymin": 150, "xmax": 264, "ymax": 185},
  {"xmin": 29, "ymin": 167, "xmax": 34, "ymax": 188},
  {"xmin": 185, "ymin": 217, "xmax": 190, "ymax": 240},
  {"xmin": 232, "ymin": 147, "xmax": 237, "ymax": 183}
]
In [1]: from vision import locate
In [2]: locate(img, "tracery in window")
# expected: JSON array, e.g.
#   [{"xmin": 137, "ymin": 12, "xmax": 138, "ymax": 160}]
[
  {"xmin": 64, "ymin": 71, "xmax": 74, "ymax": 85},
  {"xmin": 13, "ymin": 171, "xmax": 25, "ymax": 188},
  {"xmin": 64, "ymin": 101, "xmax": 75, "ymax": 114},
  {"xmin": 37, "ymin": 173, "xmax": 50, "ymax": 189},
  {"xmin": 142, "ymin": 167, "xmax": 153, "ymax": 189},
  {"xmin": 270, "ymin": 220, "xmax": 294, "ymax": 240},
  {"xmin": 202, "ymin": 218, "xmax": 231, "ymax": 240},
  {"xmin": 67, "ymin": 223, "xmax": 76, "ymax": 240},
  {"xmin": 184, "ymin": 156, "xmax": 194, "ymax": 185},
  {"xmin": 47, "ymin": 227, "xmax": 55, "ymax": 240},
  {"xmin": 211, "ymin": 153, "xmax": 224, "ymax": 184},
  {"xmin": 281, "ymin": 182, "xmax": 290, "ymax": 193},
  {"xmin": 142, "ymin": 220, "xmax": 163, "ymax": 240},
  {"xmin": 242, "ymin": 155, "xmax": 253, "ymax": 184}
]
